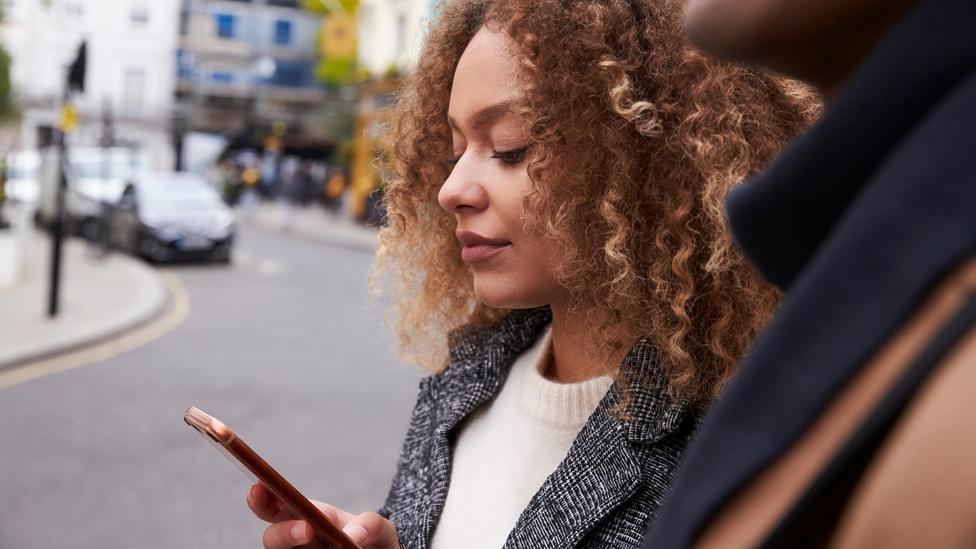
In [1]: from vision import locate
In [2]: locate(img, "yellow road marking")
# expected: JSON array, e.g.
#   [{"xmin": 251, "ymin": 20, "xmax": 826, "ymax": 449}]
[{"xmin": 0, "ymin": 269, "xmax": 191, "ymax": 390}]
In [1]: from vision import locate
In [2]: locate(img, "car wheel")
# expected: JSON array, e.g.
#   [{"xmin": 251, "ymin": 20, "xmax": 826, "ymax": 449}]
[{"xmin": 211, "ymin": 245, "xmax": 232, "ymax": 264}]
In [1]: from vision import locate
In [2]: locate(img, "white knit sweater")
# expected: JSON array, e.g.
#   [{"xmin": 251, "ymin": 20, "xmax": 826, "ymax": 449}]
[{"xmin": 429, "ymin": 330, "xmax": 614, "ymax": 549}]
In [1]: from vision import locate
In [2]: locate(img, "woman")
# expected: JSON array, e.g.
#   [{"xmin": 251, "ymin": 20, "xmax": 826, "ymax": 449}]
[{"xmin": 248, "ymin": 0, "xmax": 817, "ymax": 547}]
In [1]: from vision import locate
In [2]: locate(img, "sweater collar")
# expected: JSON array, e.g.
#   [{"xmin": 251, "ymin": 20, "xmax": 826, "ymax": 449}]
[
  {"xmin": 726, "ymin": 0, "xmax": 976, "ymax": 290},
  {"xmin": 441, "ymin": 308, "xmax": 685, "ymax": 444}
]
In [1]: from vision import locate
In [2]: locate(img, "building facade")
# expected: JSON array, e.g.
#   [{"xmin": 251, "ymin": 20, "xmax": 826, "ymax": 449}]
[
  {"xmin": 175, "ymin": 0, "xmax": 325, "ymax": 146},
  {"xmin": 356, "ymin": 0, "xmax": 437, "ymax": 77},
  {"xmin": 1, "ymin": 0, "xmax": 180, "ymax": 170}
]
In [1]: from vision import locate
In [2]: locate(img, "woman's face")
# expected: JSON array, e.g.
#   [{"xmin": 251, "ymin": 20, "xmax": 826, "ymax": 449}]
[{"xmin": 439, "ymin": 27, "xmax": 561, "ymax": 310}]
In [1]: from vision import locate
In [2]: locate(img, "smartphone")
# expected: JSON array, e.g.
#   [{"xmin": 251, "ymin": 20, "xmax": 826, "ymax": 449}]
[{"xmin": 184, "ymin": 406, "xmax": 361, "ymax": 549}]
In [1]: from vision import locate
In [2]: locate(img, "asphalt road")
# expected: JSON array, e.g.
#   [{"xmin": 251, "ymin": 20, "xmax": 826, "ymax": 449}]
[{"xmin": 0, "ymin": 225, "xmax": 420, "ymax": 548}]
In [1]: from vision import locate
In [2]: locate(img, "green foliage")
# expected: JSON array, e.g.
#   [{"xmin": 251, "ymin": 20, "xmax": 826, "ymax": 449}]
[
  {"xmin": 301, "ymin": 0, "xmax": 359, "ymax": 14},
  {"xmin": 0, "ymin": 3, "xmax": 18, "ymax": 122},
  {"xmin": 0, "ymin": 48, "xmax": 16, "ymax": 122},
  {"xmin": 382, "ymin": 63, "xmax": 401, "ymax": 80},
  {"xmin": 308, "ymin": 4, "xmax": 358, "ymax": 87},
  {"xmin": 316, "ymin": 58, "xmax": 357, "ymax": 87}
]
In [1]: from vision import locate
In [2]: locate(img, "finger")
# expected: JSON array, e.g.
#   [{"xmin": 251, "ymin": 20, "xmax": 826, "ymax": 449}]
[
  {"xmin": 248, "ymin": 484, "xmax": 295, "ymax": 524},
  {"xmin": 310, "ymin": 500, "xmax": 359, "ymax": 528},
  {"xmin": 262, "ymin": 520, "xmax": 325, "ymax": 549},
  {"xmin": 341, "ymin": 512, "xmax": 399, "ymax": 549}
]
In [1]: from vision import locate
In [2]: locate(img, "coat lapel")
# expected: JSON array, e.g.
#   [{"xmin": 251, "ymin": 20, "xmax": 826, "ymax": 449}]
[
  {"xmin": 503, "ymin": 404, "xmax": 644, "ymax": 548},
  {"xmin": 504, "ymin": 340, "xmax": 686, "ymax": 547},
  {"xmin": 420, "ymin": 308, "xmax": 553, "ymax": 546}
]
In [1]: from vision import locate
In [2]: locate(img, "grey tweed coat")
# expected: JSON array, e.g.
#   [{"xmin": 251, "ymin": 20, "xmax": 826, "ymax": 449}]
[{"xmin": 379, "ymin": 308, "xmax": 699, "ymax": 548}]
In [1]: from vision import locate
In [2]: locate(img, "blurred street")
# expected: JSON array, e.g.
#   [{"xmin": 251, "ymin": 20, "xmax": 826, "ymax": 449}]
[
  {"xmin": 0, "ymin": 1, "xmax": 432, "ymax": 546},
  {"xmin": 0, "ymin": 216, "xmax": 419, "ymax": 548}
]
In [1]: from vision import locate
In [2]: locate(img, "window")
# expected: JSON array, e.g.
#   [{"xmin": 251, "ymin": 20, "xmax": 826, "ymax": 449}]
[
  {"xmin": 267, "ymin": 60, "xmax": 308, "ymax": 88},
  {"xmin": 273, "ymin": 19, "xmax": 292, "ymax": 46},
  {"xmin": 210, "ymin": 71, "xmax": 235, "ymax": 84},
  {"xmin": 130, "ymin": 0, "xmax": 149, "ymax": 28},
  {"xmin": 215, "ymin": 13, "xmax": 236, "ymax": 39},
  {"xmin": 122, "ymin": 68, "xmax": 147, "ymax": 112},
  {"xmin": 176, "ymin": 50, "xmax": 195, "ymax": 79}
]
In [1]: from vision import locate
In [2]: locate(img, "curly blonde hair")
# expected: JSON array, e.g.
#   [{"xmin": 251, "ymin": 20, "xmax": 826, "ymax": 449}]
[{"xmin": 374, "ymin": 0, "xmax": 820, "ymax": 407}]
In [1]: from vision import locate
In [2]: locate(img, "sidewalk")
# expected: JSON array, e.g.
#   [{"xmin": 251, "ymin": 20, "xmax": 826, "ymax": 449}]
[
  {"xmin": 0, "ymin": 227, "xmax": 168, "ymax": 369},
  {"xmin": 243, "ymin": 201, "xmax": 378, "ymax": 251}
]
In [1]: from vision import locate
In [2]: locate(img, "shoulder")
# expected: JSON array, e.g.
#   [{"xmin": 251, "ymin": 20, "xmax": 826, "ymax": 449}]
[
  {"xmin": 828, "ymin": 257, "xmax": 976, "ymax": 548},
  {"xmin": 692, "ymin": 255, "xmax": 976, "ymax": 549}
]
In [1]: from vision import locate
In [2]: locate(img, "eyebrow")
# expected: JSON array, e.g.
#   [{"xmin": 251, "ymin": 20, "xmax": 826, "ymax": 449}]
[{"xmin": 448, "ymin": 100, "xmax": 518, "ymax": 133}]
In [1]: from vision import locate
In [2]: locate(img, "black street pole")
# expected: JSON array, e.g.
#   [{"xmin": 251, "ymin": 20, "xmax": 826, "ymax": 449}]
[
  {"xmin": 47, "ymin": 122, "xmax": 67, "ymax": 317},
  {"xmin": 47, "ymin": 41, "xmax": 86, "ymax": 318}
]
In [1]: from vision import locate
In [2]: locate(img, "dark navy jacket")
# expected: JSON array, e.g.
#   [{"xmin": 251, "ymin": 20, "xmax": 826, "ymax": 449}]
[{"xmin": 642, "ymin": 0, "xmax": 976, "ymax": 546}]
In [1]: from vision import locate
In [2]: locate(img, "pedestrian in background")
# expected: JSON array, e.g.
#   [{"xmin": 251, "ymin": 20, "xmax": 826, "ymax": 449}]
[
  {"xmin": 246, "ymin": 0, "xmax": 816, "ymax": 547},
  {"xmin": 218, "ymin": 157, "xmax": 241, "ymax": 206},
  {"xmin": 239, "ymin": 162, "xmax": 261, "ymax": 221},
  {"xmin": 642, "ymin": 0, "xmax": 976, "ymax": 547},
  {"xmin": 278, "ymin": 156, "xmax": 301, "ymax": 229},
  {"xmin": 322, "ymin": 166, "xmax": 346, "ymax": 217}
]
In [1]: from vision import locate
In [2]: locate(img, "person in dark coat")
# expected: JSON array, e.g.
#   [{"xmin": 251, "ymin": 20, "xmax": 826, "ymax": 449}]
[{"xmin": 642, "ymin": 0, "xmax": 976, "ymax": 547}]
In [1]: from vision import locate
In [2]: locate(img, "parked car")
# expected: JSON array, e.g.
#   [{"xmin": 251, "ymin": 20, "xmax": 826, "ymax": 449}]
[
  {"xmin": 36, "ymin": 146, "xmax": 148, "ymax": 239},
  {"xmin": 4, "ymin": 151, "xmax": 41, "ymax": 206},
  {"xmin": 108, "ymin": 172, "xmax": 235, "ymax": 263}
]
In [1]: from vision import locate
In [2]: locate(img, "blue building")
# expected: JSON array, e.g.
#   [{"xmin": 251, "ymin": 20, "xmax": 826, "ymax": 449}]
[{"xmin": 174, "ymin": 0, "xmax": 325, "ymax": 140}]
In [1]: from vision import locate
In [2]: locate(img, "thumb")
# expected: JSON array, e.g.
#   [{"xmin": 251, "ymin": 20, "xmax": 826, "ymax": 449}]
[{"xmin": 341, "ymin": 512, "xmax": 399, "ymax": 549}]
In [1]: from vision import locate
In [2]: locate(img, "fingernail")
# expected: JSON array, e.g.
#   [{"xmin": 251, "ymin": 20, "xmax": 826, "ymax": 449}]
[
  {"xmin": 343, "ymin": 524, "xmax": 368, "ymax": 543},
  {"xmin": 292, "ymin": 522, "xmax": 309, "ymax": 543}
]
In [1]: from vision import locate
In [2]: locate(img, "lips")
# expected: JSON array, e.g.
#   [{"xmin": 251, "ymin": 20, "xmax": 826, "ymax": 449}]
[{"xmin": 456, "ymin": 231, "xmax": 511, "ymax": 263}]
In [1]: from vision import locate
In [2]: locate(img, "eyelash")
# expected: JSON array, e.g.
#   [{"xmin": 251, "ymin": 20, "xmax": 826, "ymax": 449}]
[
  {"xmin": 446, "ymin": 145, "xmax": 531, "ymax": 168},
  {"xmin": 491, "ymin": 146, "xmax": 530, "ymax": 166}
]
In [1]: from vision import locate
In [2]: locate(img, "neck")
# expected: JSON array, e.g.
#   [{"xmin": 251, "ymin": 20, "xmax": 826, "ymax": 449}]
[{"xmin": 543, "ymin": 301, "xmax": 633, "ymax": 384}]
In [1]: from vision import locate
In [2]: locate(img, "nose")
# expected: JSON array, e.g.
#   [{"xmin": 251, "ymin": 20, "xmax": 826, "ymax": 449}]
[{"xmin": 438, "ymin": 154, "xmax": 489, "ymax": 214}]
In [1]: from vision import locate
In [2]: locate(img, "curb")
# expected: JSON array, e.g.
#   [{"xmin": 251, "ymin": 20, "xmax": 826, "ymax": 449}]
[{"xmin": 0, "ymin": 252, "xmax": 170, "ymax": 371}]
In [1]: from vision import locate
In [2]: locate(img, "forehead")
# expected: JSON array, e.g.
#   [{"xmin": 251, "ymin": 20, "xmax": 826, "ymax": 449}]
[{"xmin": 448, "ymin": 27, "xmax": 524, "ymax": 130}]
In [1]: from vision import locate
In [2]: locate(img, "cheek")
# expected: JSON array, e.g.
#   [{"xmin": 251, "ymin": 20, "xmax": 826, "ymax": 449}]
[
  {"xmin": 472, "ymin": 166, "xmax": 563, "ymax": 308},
  {"xmin": 470, "ymin": 233, "xmax": 562, "ymax": 309}
]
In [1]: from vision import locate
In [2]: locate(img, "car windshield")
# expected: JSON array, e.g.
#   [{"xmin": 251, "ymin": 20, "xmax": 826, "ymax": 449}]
[
  {"xmin": 70, "ymin": 150, "xmax": 147, "ymax": 180},
  {"xmin": 6, "ymin": 153, "xmax": 39, "ymax": 180},
  {"xmin": 6, "ymin": 164, "xmax": 36, "ymax": 180},
  {"xmin": 139, "ymin": 177, "xmax": 222, "ymax": 212}
]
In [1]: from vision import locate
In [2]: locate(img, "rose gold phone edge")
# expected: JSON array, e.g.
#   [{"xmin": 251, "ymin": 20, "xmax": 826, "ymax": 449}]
[{"xmin": 184, "ymin": 406, "xmax": 361, "ymax": 549}]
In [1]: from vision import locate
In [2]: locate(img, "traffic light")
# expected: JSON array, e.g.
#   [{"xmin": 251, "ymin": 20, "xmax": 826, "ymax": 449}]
[{"xmin": 67, "ymin": 41, "xmax": 86, "ymax": 93}]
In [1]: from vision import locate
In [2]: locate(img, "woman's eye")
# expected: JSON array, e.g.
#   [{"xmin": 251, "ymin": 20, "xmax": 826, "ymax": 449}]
[
  {"xmin": 446, "ymin": 155, "xmax": 461, "ymax": 167},
  {"xmin": 490, "ymin": 146, "xmax": 530, "ymax": 166}
]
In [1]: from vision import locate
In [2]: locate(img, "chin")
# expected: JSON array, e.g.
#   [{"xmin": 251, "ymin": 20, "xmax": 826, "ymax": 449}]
[
  {"xmin": 473, "ymin": 288, "xmax": 528, "ymax": 310},
  {"xmin": 472, "ymin": 277, "xmax": 548, "ymax": 310}
]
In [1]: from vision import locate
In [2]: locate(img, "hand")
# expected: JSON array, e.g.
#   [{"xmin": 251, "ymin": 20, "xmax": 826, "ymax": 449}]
[{"xmin": 247, "ymin": 483, "xmax": 400, "ymax": 549}]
